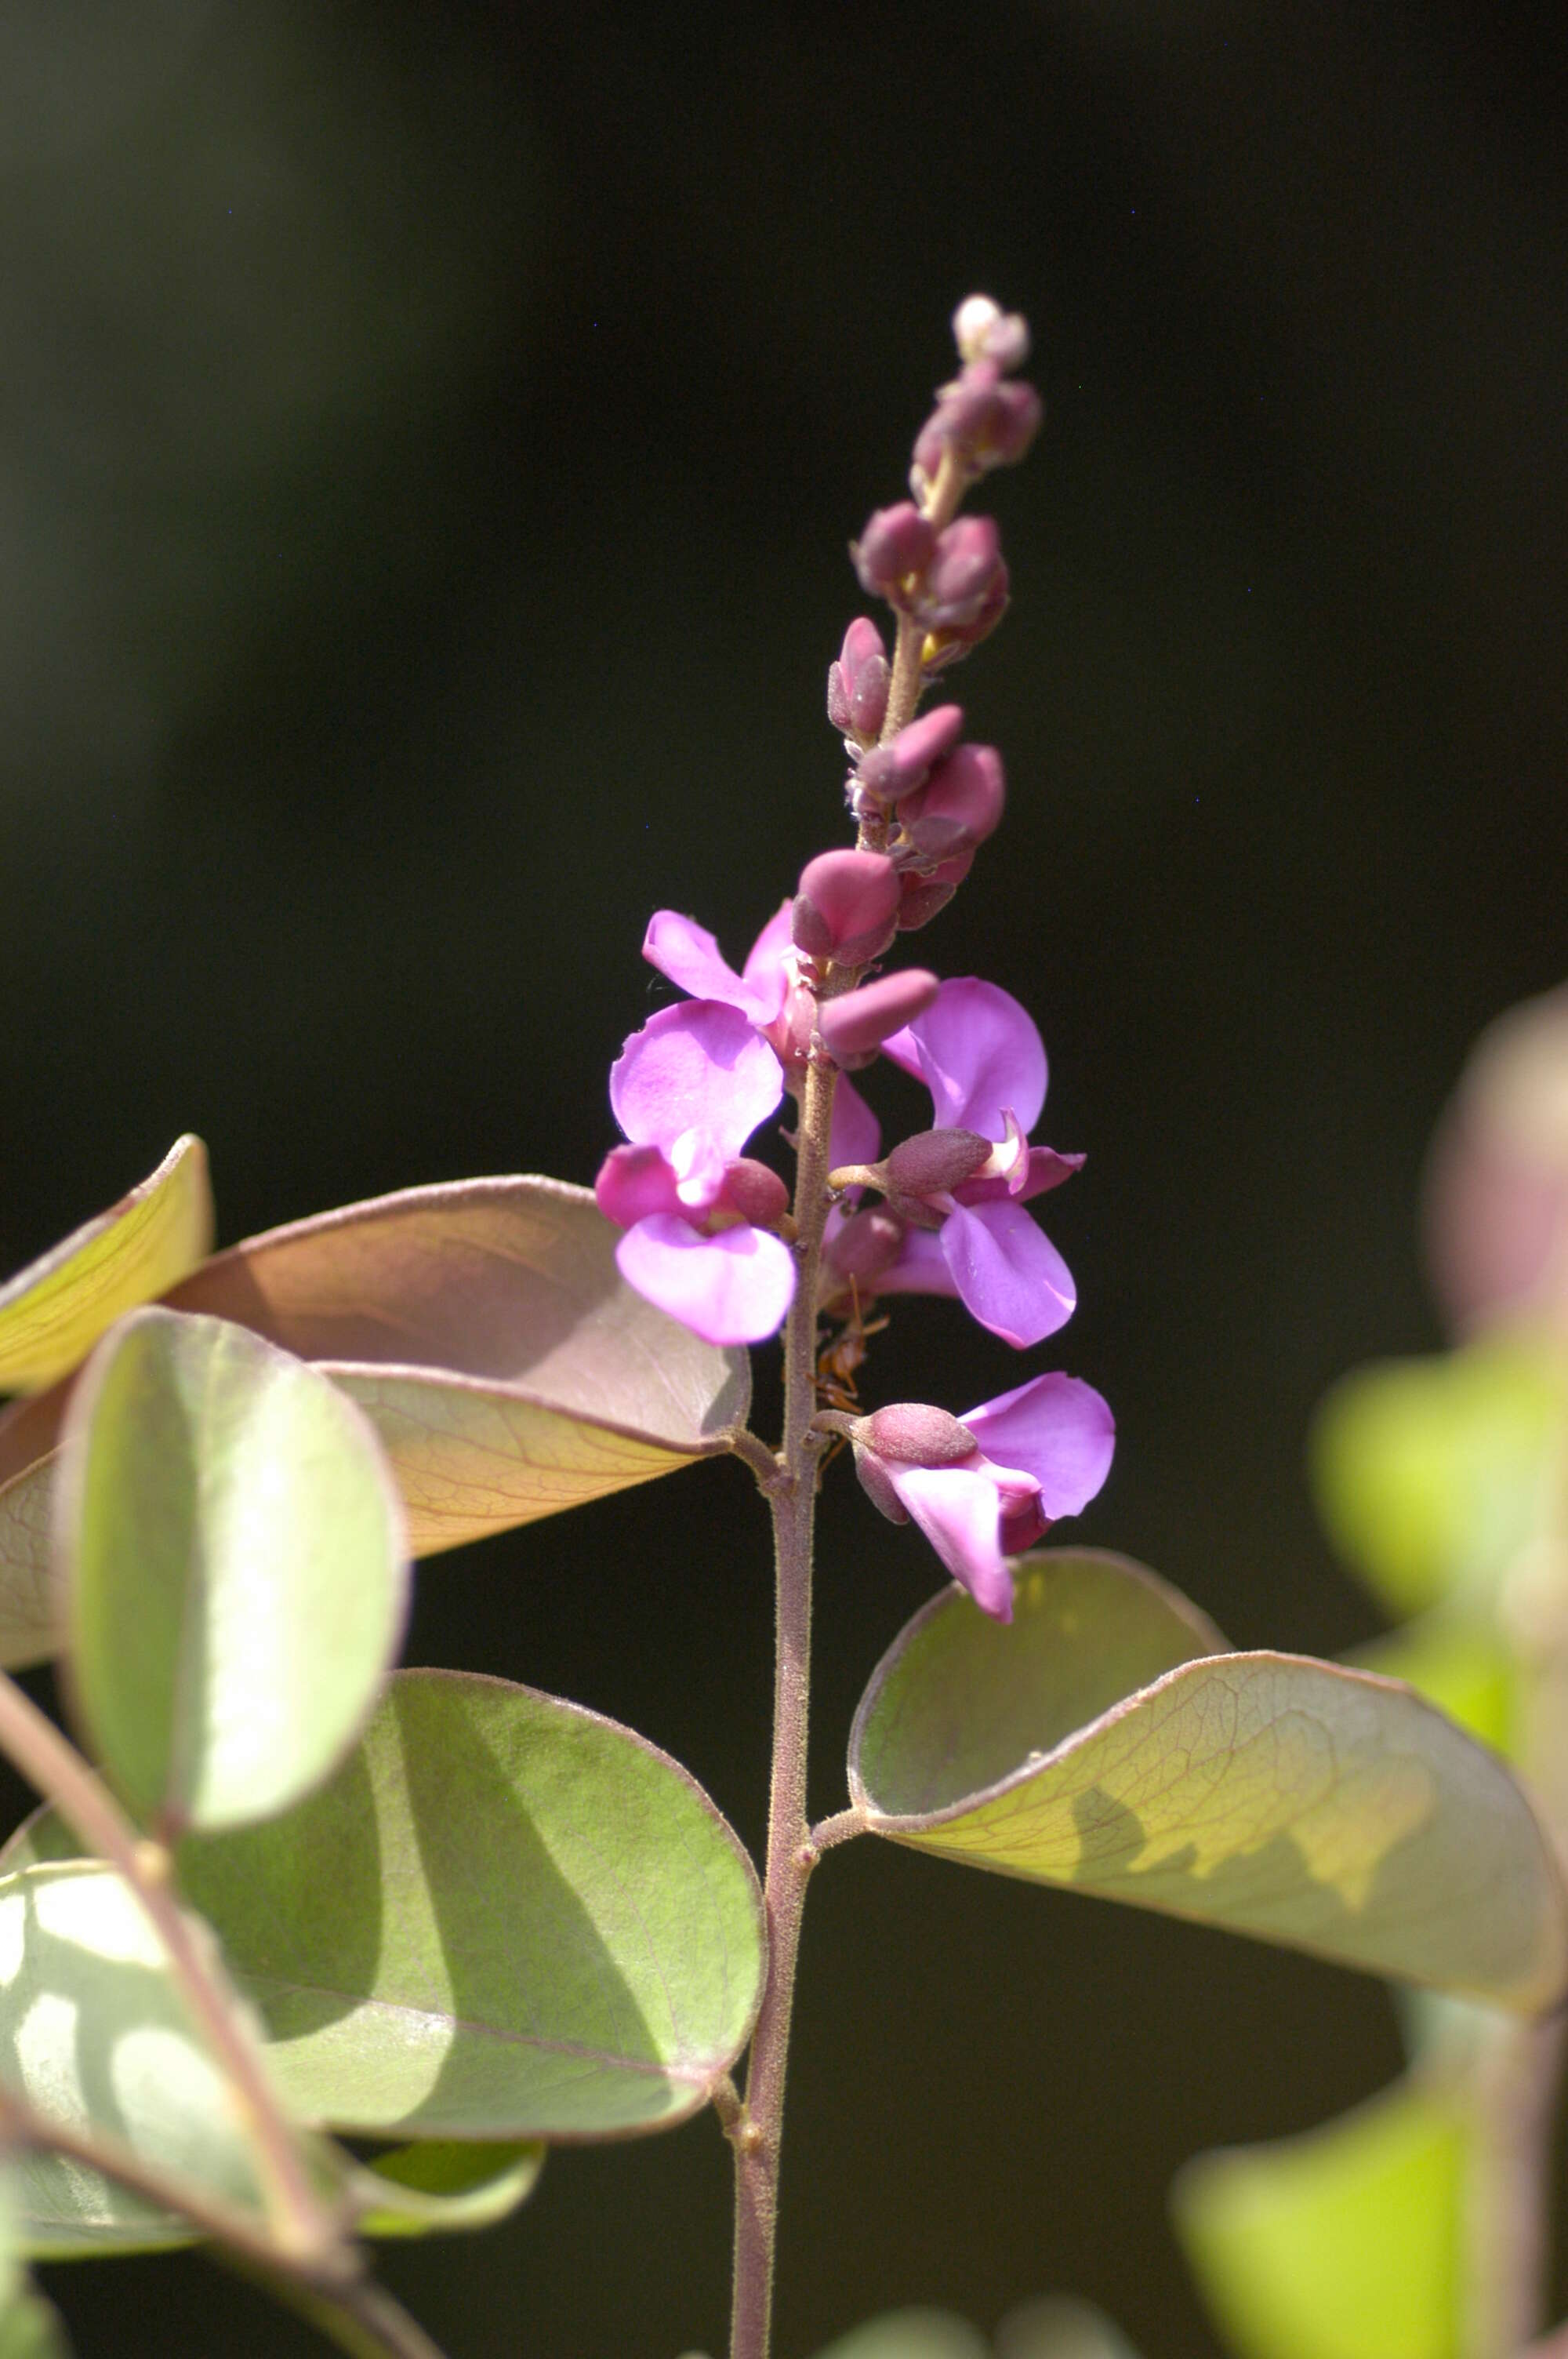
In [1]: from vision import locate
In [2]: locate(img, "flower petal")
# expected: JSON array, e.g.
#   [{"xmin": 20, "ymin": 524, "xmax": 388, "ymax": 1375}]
[
  {"xmin": 880, "ymin": 979, "xmax": 1047, "ymax": 1138},
  {"xmin": 829, "ymin": 1075, "xmax": 882, "ymax": 1176},
  {"xmin": 938, "ymin": 1199, "xmax": 1075, "ymax": 1347},
  {"xmin": 867, "ymin": 1223, "xmax": 960, "ymax": 1300},
  {"xmin": 611, "ymin": 1002, "xmax": 783, "ymax": 1162},
  {"xmin": 955, "ymin": 1146, "xmax": 1084, "ymax": 1206},
  {"xmin": 741, "ymin": 901, "xmax": 796, "ymax": 1012},
  {"xmin": 643, "ymin": 911, "xmax": 784, "ymax": 1026},
  {"xmin": 615, "ymin": 1216, "xmax": 796, "ymax": 1346},
  {"xmin": 887, "ymin": 1463, "xmax": 1014, "ymax": 1619},
  {"xmin": 963, "ymin": 1372, "xmax": 1116, "ymax": 1518}
]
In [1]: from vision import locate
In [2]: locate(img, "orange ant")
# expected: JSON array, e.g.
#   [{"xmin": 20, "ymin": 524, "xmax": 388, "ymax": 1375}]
[{"xmin": 814, "ymin": 1281, "xmax": 890, "ymax": 1463}]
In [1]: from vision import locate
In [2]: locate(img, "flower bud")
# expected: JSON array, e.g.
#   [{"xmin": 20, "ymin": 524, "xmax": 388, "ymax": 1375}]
[
  {"xmin": 793, "ymin": 849, "xmax": 901, "ymax": 968},
  {"xmin": 818, "ymin": 969, "xmax": 939, "ymax": 1066},
  {"xmin": 913, "ymin": 517, "xmax": 1004, "ymax": 631},
  {"xmin": 858, "ymin": 1402, "xmax": 978, "ymax": 1466},
  {"xmin": 920, "ymin": 561, "xmax": 1010, "ymax": 671},
  {"xmin": 895, "ymin": 851, "xmax": 974, "ymax": 931},
  {"xmin": 851, "ymin": 503, "xmax": 936, "ymax": 605},
  {"xmin": 898, "ymin": 743, "xmax": 1006, "ymax": 860},
  {"xmin": 852, "ymin": 703, "xmax": 964, "ymax": 811},
  {"xmin": 953, "ymin": 296, "xmax": 1031, "ymax": 373},
  {"xmin": 717, "ymin": 1158, "xmax": 791, "ymax": 1228},
  {"xmin": 826, "ymin": 617, "xmax": 891, "ymax": 743},
  {"xmin": 884, "ymin": 1128, "xmax": 993, "ymax": 1197}
]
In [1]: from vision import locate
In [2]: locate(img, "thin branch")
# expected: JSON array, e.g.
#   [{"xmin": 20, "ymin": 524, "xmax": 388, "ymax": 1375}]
[{"xmin": 806, "ymin": 1808, "xmax": 866, "ymax": 1855}]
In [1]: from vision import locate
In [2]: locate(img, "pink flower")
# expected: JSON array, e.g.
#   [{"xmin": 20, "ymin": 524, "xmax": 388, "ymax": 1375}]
[
  {"xmin": 845, "ymin": 1374, "xmax": 1115, "ymax": 1619},
  {"xmin": 596, "ymin": 1001, "xmax": 796, "ymax": 1346}
]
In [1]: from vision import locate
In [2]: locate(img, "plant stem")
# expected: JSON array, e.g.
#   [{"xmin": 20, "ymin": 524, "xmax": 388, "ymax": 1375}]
[
  {"xmin": 730, "ymin": 1046, "xmax": 839, "ymax": 2359},
  {"xmin": 220, "ymin": 2252, "xmax": 454, "ymax": 2359},
  {"xmin": 0, "ymin": 1669, "xmax": 347, "ymax": 2274}
]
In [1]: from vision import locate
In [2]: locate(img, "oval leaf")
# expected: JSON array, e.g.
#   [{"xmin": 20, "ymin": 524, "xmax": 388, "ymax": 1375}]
[
  {"xmin": 1172, "ymin": 2078, "xmax": 1465, "ymax": 2359},
  {"xmin": 0, "ymin": 1863, "xmax": 280, "ymax": 2258},
  {"xmin": 0, "ymin": 1178, "xmax": 750, "ymax": 1571},
  {"xmin": 849, "ymin": 1552, "xmax": 1568, "ymax": 2009},
  {"xmin": 168, "ymin": 1668, "xmax": 766, "ymax": 2141},
  {"xmin": 57, "ymin": 1308, "xmax": 409, "ymax": 1837},
  {"xmin": 0, "ymin": 1140, "xmax": 212, "ymax": 1397}
]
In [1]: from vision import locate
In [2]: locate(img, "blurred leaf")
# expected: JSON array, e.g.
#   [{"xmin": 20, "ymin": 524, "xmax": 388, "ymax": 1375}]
[
  {"xmin": 350, "ymin": 2140, "xmax": 544, "ymax": 2238},
  {"xmin": 57, "ymin": 1309, "xmax": 408, "ymax": 1839},
  {"xmin": 0, "ymin": 1140, "xmax": 212, "ymax": 1397},
  {"xmin": 0, "ymin": 1178, "xmax": 750, "ymax": 1577},
  {"xmin": 996, "ymin": 2298, "xmax": 1144, "ymax": 2358},
  {"xmin": 811, "ymin": 2312, "xmax": 990, "ymax": 2359},
  {"xmin": 169, "ymin": 1668, "xmax": 766, "ymax": 2140},
  {"xmin": 850, "ymin": 1552, "xmax": 1568, "ymax": 2008},
  {"xmin": 0, "ymin": 1862, "xmax": 290, "ymax": 2259},
  {"xmin": 1310, "ymin": 1336, "xmax": 1560, "ymax": 1618},
  {"xmin": 0, "ymin": 1810, "xmax": 77, "ymax": 1877},
  {"xmin": 1348, "ymin": 1614, "xmax": 1515, "ymax": 1757},
  {"xmin": 0, "ymin": 1455, "xmax": 56, "ymax": 1671},
  {"xmin": 1172, "ymin": 2077, "xmax": 1465, "ymax": 2359},
  {"xmin": 0, "ymin": 2177, "xmax": 71, "ymax": 2355}
]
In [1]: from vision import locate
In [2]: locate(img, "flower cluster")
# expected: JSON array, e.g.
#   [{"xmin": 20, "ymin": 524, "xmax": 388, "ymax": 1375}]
[{"xmin": 593, "ymin": 296, "xmax": 1112, "ymax": 1617}]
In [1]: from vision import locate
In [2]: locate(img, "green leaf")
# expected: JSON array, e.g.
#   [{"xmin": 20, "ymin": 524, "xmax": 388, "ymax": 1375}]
[
  {"xmin": 0, "ymin": 1139, "xmax": 213, "ymax": 1397},
  {"xmin": 350, "ymin": 2140, "xmax": 544, "ymax": 2237},
  {"xmin": 0, "ymin": 2176, "xmax": 71, "ymax": 2354},
  {"xmin": 1171, "ymin": 2077, "xmax": 1465, "ymax": 2359},
  {"xmin": 56, "ymin": 1309, "xmax": 408, "ymax": 1838},
  {"xmin": 849, "ymin": 1551, "xmax": 1568, "ymax": 2008},
  {"xmin": 1310, "ymin": 1336, "xmax": 1560, "ymax": 1617},
  {"xmin": 996, "ymin": 2299, "xmax": 1143, "ymax": 2359},
  {"xmin": 1348, "ymin": 1615, "xmax": 1515, "ymax": 1759},
  {"xmin": 169, "ymin": 1668, "xmax": 766, "ymax": 2140},
  {"xmin": 0, "ymin": 1456, "xmax": 56, "ymax": 1671},
  {"xmin": 0, "ymin": 1178, "xmax": 750, "ymax": 1582},
  {"xmin": 811, "ymin": 2314, "xmax": 989, "ymax": 2359},
  {"xmin": 0, "ymin": 1862, "xmax": 277, "ymax": 2259}
]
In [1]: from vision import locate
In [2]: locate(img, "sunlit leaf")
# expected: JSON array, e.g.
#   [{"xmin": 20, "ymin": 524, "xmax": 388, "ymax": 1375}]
[
  {"xmin": 350, "ymin": 2140, "xmax": 544, "ymax": 2237},
  {"xmin": 167, "ymin": 1668, "xmax": 765, "ymax": 2140},
  {"xmin": 1310, "ymin": 1336, "xmax": 1560, "ymax": 1617},
  {"xmin": 0, "ymin": 1140, "xmax": 212, "ymax": 1397},
  {"xmin": 0, "ymin": 1863, "xmax": 291, "ymax": 2259},
  {"xmin": 996, "ymin": 2298, "xmax": 1144, "ymax": 2358},
  {"xmin": 1348, "ymin": 1614, "xmax": 1515, "ymax": 1759},
  {"xmin": 57, "ymin": 1310, "xmax": 408, "ymax": 1838},
  {"xmin": 0, "ymin": 1178, "xmax": 750, "ymax": 1576},
  {"xmin": 811, "ymin": 2313, "xmax": 989, "ymax": 2359},
  {"xmin": 850, "ymin": 1552, "xmax": 1568, "ymax": 2008},
  {"xmin": 1172, "ymin": 2077, "xmax": 1465, "ymax": 2359}
]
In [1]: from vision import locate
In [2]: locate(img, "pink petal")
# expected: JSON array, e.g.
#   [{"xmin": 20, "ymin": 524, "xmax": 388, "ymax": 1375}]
[
  {"xmin": 643, "ymin": 911, "xmax": 784, "ymax": 1027},
  {"xmin": 611, "ymin": 1002, "xmax": 783, "ymax": 1162},
  {"xmin": 594, "ymin": 1144, "xmax": 684, "ymax": 1228},
  {"xmin": 938, "ymin": 1199, "xmax": 1075, "ymax": 1347},
  {"xmin": 615, "ymin": 1216, "xmax": 796, "ymax": 1346},
  {"xmin": 742, "ymin": 900, "xmax": 797, "ymax": 1005},
  {"xmin": 868, "ymin": 1224, "xmax": 960, "ymax": 1300},
  {"xmin": 887, "ymin": 1464, "xmax": 1014, "ymax": 1619},
  {"xmin": 829, "ymin": 1074, "xmax": 882, "ymax": 1175},
  {"xmin": 956, "ymin": 1147, "xmax": 1084, "ymax": 1207},
  {"xmin": 881, "ymin": 978, "xmax": 1047, "ymax": 1138},
  {"xmin": 963, "ymin": 1373, "xmax": 1116, "ymax": 1518}
]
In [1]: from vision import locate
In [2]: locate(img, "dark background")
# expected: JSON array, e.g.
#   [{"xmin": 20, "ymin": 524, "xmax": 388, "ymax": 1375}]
[{"xmin": 1, "ymin": 2, "xmax": 1564, "ymax": 2353}]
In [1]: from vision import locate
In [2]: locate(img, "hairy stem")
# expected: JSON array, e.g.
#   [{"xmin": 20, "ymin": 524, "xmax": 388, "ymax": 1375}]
[
  {"xmin": 730, "ymin": 1045, "xmax": 840, "ymax": 2359},
  {"xmin": 0, "ymin": 1670, "xmax": 346, "ymax": 2273}
]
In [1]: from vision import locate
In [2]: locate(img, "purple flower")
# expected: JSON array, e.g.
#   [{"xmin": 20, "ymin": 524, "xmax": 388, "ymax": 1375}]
[
  {"xmin": 845, "ymin": 1374, "xmax": 1115, "ymax": 1619},
  {"xmin": 868, "ymin": 980, "xmax": 1080, "ymax": 1348},
  {"xmin": 596, "ymin": 1001, "xmax": 796, "ymax": 1345}
]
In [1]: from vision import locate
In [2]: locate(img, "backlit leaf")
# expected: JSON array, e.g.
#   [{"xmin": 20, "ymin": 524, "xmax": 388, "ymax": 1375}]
[
  {"xmin": 1172, "ymin": 2077, "xmax": 1465, "ymax": 2359},
  {"xmin": 350, "ymin": 2141, "xmax": 544, "ymax": 2237},
  {"xmin": 850, "ymin": 1552, "xmax": 1567, "ymax": 2008},
  {"xmin": 169, "ymin": 1668, "xmax": 765, "ymax": 2141},
  {"xmin": 0, "ymin": 1140, "xmax": 212, "ymax": 1397},
  {"xmin": 57, "ymin": 1310, "xmax": 408, "ymax": 1838}
]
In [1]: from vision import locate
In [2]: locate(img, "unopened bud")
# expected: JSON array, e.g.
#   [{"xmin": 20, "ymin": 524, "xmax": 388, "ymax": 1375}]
[
  {"xmin": 818, "ymin": 969, "xmax": 939, "ymax": 1066},
  {"xmin": 793, "ymin": 849, "xmax": 901, "ymax": 968},
  {"xmin": 858, "ymin": 1401, "xmax": 978, "ymax": 1466},
  {"xmin": 853, "ymin": 704, "xmax": 964, "ymax": 811},
  {"xmin": 826, "ymin": 617, "xmax": 891, "ymax": 743},
  {"xmin": 913, "ymin": 517, "xmax": 1004, "ymax": 631},
  {"xmin": 920, "ymin": 562, "xmax": 1010, "ymax": 671},
  {"xmin": 953, "ymin": 296, "xmax": 1031, "ymax": 373},
  {"xmin": 898, "ymin": 743, "xmax": 1005, "ymax": 860},
  {"xmin": 851, "ymin": 503, "xmax": 937, "ymax": 605},
  {"xmin": 884, "ymin": 1128, "xmax": 993, "ymax": 1197},
  {"xmin": 717, "ymin": 1158, "xmax": 791, "ymax": 1228}
]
